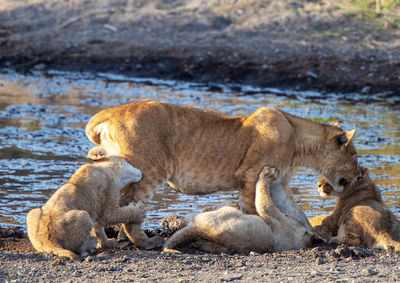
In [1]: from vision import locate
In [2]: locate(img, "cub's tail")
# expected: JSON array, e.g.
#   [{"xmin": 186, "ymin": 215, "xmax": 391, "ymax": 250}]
[{"xmin": 26, "ymin": 208, "xmax": 79, "ymax": 260}]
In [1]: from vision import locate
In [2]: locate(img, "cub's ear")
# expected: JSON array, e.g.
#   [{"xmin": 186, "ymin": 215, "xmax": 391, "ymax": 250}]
[
  {"xmin": 331, "ymin": 129, "xmax": 356, "ymax": 147},
  {"xmin": 87, "ymin": 146, "xmax": 108, "ymax": 161}
]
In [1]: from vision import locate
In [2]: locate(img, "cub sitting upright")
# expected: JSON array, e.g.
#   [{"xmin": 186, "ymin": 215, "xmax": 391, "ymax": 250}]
[
  {"xmin": 163, "ymin": 166, "xmax": 313, "ymax": 254},
  {"xmin": 26, "ymin": 147, "xmax": 145, "ymax": 260},
  {"xmin": 310, "ymin": 167, "xmax": 400, "ymax": 251}
]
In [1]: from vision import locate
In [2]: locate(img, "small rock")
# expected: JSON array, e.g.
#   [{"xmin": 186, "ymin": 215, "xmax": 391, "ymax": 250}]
[
  {"xmin": 249, "ymin": 251, "xmax": 260, "ymax": 256},
  {"xmin": 221, "ymin": 274, "xmax": 243, "ymax": 282},
  {"xmin": 235, "ymin": 260, "xmax": 246, "ymax": 267},
  {"xmin": 315, "ymin": 257, "xmax": 325, "ymax": 265},
  {"xmin": 336, "ymin": 245, "xmax": 352, "ymax": 258},
  {"xmin": 329, "ymin": 251, "xmax": 340, "ymax": 259},
  {"xmin": 51, "ymin": 258, "xmax": 65, "ymax": 266},
  {"xmin": 117, "ymin": 255, "xmax": 129, "ymax": 263},
  {"xmin": 33, "ymin": 63, "xmax": 46, "ymax": 70},
  {"xmin": 361, "ymin": 86, "xmax": 371, "ymax": 94},
  {"xmin": 306, "ymin": 71, "xmax": 318, "ymax": 79},
  {"xmin": 352, "ymin": 248, "xmax": 367, "ymax": 258},
  {"xmin": 362, "ymin": 268, "xmax": 378, "ymax": 276}
]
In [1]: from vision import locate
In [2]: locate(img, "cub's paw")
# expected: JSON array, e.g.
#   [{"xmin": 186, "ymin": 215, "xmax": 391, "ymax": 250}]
[
  {"xmin": 259, "ymin": 165, "xmax": 279, "ymax": 181},
  {"xmin": 87, "ymin": 146, "xmax": 107, "ymax": 161},
  {"xmin": 128, "ymin": 201, "xmax": 147, "ymax": 221}
]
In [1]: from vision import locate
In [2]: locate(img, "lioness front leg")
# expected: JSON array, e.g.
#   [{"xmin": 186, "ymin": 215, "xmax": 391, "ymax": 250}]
[
  {"xmin": 93, "ymin": 223, "xmax": 117, "ymax": 249},
  {"xmin": 95, "ymin": 202, "xmax": 147, "ymax": 249},
  {"xmin": 119, "ymin": 181, "xmax": 165, "ymax": 249}
]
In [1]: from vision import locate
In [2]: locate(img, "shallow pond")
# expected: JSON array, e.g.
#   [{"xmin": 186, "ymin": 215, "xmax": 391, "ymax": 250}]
[{"xmin": 0, "ymin": 70, "xmax": 399, "ymax": 230}]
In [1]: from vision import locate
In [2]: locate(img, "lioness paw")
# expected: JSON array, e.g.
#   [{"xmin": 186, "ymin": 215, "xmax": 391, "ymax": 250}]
[{"xmin": 260, "ymin": 166, "xmax": 279, "ymax": 180}]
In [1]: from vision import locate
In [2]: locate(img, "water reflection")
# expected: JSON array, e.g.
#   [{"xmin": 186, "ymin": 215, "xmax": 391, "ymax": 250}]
[{"xmin": 0, "ymin": 70, "xmax": 399, "ymax": 229}]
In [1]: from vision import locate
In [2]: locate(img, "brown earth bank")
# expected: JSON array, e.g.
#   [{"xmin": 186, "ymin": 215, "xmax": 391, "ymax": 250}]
[
  {"xmin": 1, "ymin": 226, "xmax": 400, "ymax": 282},
  {"xmin": 0, "ymin": 0, "xmax": 400, "ymax": 95}
]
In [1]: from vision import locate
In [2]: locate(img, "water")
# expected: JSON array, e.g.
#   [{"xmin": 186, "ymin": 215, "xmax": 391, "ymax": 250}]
[{"xmin": 0, "ymin": 70, "xmax": 399, "ymax": 230}]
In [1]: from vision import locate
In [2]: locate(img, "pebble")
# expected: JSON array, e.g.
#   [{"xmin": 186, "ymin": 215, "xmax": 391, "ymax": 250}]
[
  {"xmin": 249, "ymin": 251, "xmax": 261, "ymax": 256},
  {"xmin": 352, "ymin": 248, "xmax": 368, "ymax": 258},
  {"xmin": 361, "ymin": 86, "xmax": 371, "ymax": 94},
  {"xmin": 315, "ymin": 257, "xmax": 325, "ymax": 265},
  {"xmin": 51, "ymin": 258, "xmax": 65, "ymax": 267},
  {"xmin": 221, "ymin": 274, "xmax": 243, "ymax": 282},
  {"xmin": 362, "ymin": 268, "xmax": 378, "ymax": 276},
  {"xmin": 335, "ymin": 245, "xmax": 352, "ymax": 258}
]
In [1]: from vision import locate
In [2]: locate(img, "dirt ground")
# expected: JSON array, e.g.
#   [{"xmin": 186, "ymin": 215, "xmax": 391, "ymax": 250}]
[
  {"xmin": 1, "ymin": 1, "xmax": 400, "ymax": 282},
  {"xmin": 1, "ymin": 226, "xmax": 400, "ymax": 282},
  {"xmin": 0, "ymin": 0, "xmax": 399, "ymax": 94}
]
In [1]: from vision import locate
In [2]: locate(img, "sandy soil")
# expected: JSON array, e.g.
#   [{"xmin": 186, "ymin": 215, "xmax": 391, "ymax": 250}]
[
  {"xmin": 1, "ymin": 1, "xmax": 400, "ymax": 281},
  {"xmin": 1, "ymin": 226, "xmax": 400, "ymax": 282},
  {"xmin": 0, "ymin": 0, "xmax": 399, "ymax": 94}
]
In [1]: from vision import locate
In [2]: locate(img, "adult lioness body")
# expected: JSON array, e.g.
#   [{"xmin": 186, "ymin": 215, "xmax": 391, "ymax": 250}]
[{"xmin": 86, "ymin": 101, "xmax": 361, "ymax": 248}]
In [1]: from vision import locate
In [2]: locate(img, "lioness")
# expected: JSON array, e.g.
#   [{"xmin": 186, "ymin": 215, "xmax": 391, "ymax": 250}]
[
  {"xmin": 310, "ymin": 167, "xmax": 400, "ymax": 250},
  {"xmin": 26, "ymin": 147, "xmax": 145, "ymax": 260},
  {"xmin": 85, "ymin": 101, "xmax": 361, "ymax": 249},
  {"xmin": 163, "ymin": 166, "xmax": 313, "ymax": 254}
]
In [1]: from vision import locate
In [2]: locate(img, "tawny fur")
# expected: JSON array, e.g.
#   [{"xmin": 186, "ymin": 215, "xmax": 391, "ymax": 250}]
[
  {"xmin": 310, "ymin": 167, "xmax": 400, "ymax": 250},
  {"xmin": 85, "ymin": 101, "xmax": 361, "ymax": 248},
  {"xmin": 26, "ymin": 147, "xmax": 145, "ymax": 260},
  {"xmin": 163, "ymin": 166, "xmax": 313, "ymax": 254}
]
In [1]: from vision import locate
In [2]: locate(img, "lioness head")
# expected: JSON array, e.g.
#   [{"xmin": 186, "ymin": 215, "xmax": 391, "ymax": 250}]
[
  {"xmin": 318, "ymin": 167, "xmax": 369, "ymax": 198},
  {"xmin": 321, "ymin": 122, "xmax": 361, "ymax": 193}
]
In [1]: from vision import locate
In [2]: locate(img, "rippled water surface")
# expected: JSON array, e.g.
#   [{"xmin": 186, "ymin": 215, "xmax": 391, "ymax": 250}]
[{"xmin": 0, "ymin": 70, "xmax": 399, "ymax": 229}]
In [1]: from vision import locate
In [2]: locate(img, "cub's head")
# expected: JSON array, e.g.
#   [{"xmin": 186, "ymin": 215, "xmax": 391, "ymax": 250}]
[
  {"xmin": 88, "ymin": 146, "xmax": 142, "ymax": 189},
  {"xmin": 320, "ymin": 122, "xmax": 361, "ymax": 193},
  {"xmin": 318, "ymin": 167, "xmax": 370, "ymax": 199},
  {"xmin": 317, "ymin": 177, "xmax": 339, "ymax": 199}
]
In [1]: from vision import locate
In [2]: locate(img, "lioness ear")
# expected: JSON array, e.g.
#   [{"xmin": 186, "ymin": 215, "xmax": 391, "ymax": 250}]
[
  {"xmin": 330, "ymin": 129, "xmax": 356, "ymax": 147},
  {"xmin": 343, "ymin": 129, "xmax": 356, "ymax": 146}
]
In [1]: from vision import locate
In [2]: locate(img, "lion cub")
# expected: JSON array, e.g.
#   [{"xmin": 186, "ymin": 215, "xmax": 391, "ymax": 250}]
[
  {"xmin": 163, "ymin": 166, "xmax": 313, "ymax": 254},
  {"xmin": 310, "ymin": 167, "xmax": 400, "ymax": 250},
  {"xmin": 26, "ymin": 147, "xmax": 145, "ymax": 260}
]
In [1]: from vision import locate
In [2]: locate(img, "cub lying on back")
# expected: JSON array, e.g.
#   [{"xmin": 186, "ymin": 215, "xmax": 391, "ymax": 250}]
[
  {"xmin": 163, "ymin": 166, "xmax": 313, "ymax": 254},
  {"xmin": 26, "ymin": 147, "xmax": 145, "ymax": 260},
  {"xmin": 310, "ymin": 167, "xmax": 400, "ymax": 250}
]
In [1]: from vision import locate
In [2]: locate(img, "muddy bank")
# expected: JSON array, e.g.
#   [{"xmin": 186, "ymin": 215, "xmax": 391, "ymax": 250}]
[
  {"xmin": 0, "ymin": 0, "xmax": 399, "ymax": 94},
  {"xmin": 1, "ymin": 226, "xmax": 400, "ymax": 282}
]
